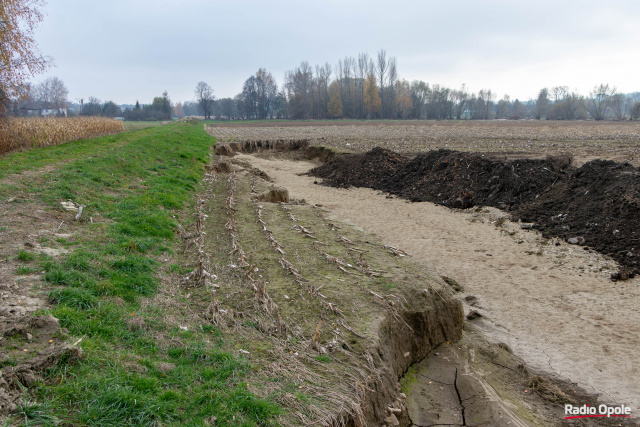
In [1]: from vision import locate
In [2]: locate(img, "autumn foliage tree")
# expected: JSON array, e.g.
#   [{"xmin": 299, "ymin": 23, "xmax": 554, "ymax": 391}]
[
  {"xmin": 327, "ymin": 81, "xmax": 342, "ymax": 118},
  {"xmin": 0, "ymin": 0, "xmax": 51, "ymax": 117},
  {"xmin": 363, "ymin": 73, "xmax": 381, "ymax": 119}
]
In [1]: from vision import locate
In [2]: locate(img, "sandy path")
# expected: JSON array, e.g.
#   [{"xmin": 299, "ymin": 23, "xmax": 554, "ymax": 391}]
[{"xmin": 237, "ymin": 153, "xmax": 640, "ymax": 414}]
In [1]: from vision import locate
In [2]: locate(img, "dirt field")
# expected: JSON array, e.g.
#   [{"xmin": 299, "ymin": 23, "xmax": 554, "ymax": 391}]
[{"xmin": 208, "ymin": 120, "xmax": 640, "ymax": 166}]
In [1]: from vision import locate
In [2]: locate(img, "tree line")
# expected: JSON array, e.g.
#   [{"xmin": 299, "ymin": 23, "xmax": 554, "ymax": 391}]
[
  {"xmin": 2, "ymin": 0, "xmax": 640, "ymax": 123},
  {"xmin": 191, "ymin": 50, "xmax": 640, "ymax": 121},
  {"xmin": 6, "ymin": 54, "xmax": 640, "ymax": 122}
]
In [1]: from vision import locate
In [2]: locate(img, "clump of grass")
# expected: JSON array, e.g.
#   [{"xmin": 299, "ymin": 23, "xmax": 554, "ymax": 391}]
[
  {"xmin": 56, "ymin": 237, "xmax": 76, "ymax": 247},
  {"xmin": 49, "ymin": 288, "xmax": 99, "ymax": 309},
  {"xmin": 16, "ymin": 265, "xmax": 37, "ymax": 275},
  {"xmin": 16, "ymin": 250, "xmax": 35, "ymax": 262}
]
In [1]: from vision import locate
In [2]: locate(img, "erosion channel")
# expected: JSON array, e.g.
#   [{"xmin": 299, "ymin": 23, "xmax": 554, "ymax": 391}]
[{"xmin": 212, "ymin": 140, "xmax": 639, "ymax": 426}]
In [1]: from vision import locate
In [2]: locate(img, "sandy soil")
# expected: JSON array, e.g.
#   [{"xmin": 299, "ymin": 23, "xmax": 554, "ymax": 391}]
[{"xmin": 236, "ymin": 152, "xmax": 640, "ymax": 416}]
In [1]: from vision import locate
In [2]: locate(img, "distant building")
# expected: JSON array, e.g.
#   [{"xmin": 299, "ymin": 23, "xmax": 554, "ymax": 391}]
[{"xmin": 26, "ymin": 107, "xmax": 68, "ymax": 117}]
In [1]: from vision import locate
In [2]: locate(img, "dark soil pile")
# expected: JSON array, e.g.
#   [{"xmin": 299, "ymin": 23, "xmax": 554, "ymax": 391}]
[
  {"xmin": 311, "ymin": 149, "xmax": 570, "ymax": 209},
  {"xmin": 515, "ymin": 160, "xmax": 640, "ymax": 280},
  {"xmin": 310, "ymin": 149, "xmax": 640, "ymax": 280},
  {"xmin": 311, "ymin": 147, "xmax": 408, "ymax": 189}
]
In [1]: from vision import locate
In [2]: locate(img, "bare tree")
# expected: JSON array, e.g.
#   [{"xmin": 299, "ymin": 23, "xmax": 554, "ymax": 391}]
[
  {"xmin": 356, "ymin": 53, "xmax": 373, "ymax": 118},
  {"xmin": 218, "ymin": 98, "xmax": 236, "ymax": 120},
  {"xmin": 394, "ymin": 79, "xmax": 412, "ymax": 119},
  {"xmin": 337, "ymin": 57, "xmax": 355, "ymax": 118},
  {"xmin": 410, "ymin": 80, "xmax": 429, "ymax": 119},
  {"xmin": 376, "ymin": 50, "xmax": 387, "ymax": 117},
  {"xmin": 512, "ymin": 99, "xmax": 526, "ymax": 119},
  {"xmin": 80, "ymin": 96, "xmax": 102, "ymax": 116},
  {"xmin": 472, "ymin": 89, "xmax": 495, "ymax": 119},
  {"xmin": 609, "ymin": 93, "xmax": 625, "ymax": 120},
  {"xmin": 535, "ymin": 88, "xmax": 550, "ymax": 120},
  {"xmin": 313, "ymin": 63, "xmax": 331, "ymax": 119},
  {"xmin": 548, "ymin": 92, "xmax": 585, "ymax": 120},
  {"xmin": 452, "ymin": 84, "xmax": 470, "ymax": 120},
  {"xmin": 496, "ymin": 95, "xmax": 511, "ymax": 119},
  {"xmin": 624, "ymin": 92, "xmax": 640, "ymax": 120},
  {"xmin": 587, "ymin": 84, "xmax": 615, "ymax": 120},
  {"xmin": 385, "ymin": 56, "xmax": 398, "ymax": 118},
  {"xmin": 551, "ymin": 86, "xmax": 569, "ymax": 102},
  {"xmin": 284, "ymin": 61, "xmax": 313, "ymax": 119},
  {"xmin": 195, "ymin": 81, "xmax": 215, "ymax": 119},
  {"xmin": 632, "ymin": 102, "xmax": 640, "ymax": 121},
  {"xmin": 34, "ymin": 77, "xmax": 68, "ymax": 110}
]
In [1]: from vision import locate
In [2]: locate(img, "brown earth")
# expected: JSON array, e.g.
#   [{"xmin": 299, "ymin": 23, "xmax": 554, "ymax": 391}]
[
  {"xmin": 207, "ymin": 120, "xmax": 640, "ymax": 166},
  {"xmin": 0, "ymin": 165, "xmax": 92, "ymax": 415}
]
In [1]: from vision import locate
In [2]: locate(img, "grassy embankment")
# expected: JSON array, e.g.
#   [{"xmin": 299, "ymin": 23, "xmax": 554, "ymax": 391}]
[
  {"xmin": 0, "ymin": 123, "xmax": 279, "ymax": 425},
  {"xmin": 123, "ymin": 121, "xmax": 167, "ymax": 132}
]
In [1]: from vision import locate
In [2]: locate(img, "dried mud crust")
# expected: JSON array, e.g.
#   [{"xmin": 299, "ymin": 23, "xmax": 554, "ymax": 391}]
[
  {"xmin": 310, "ymin": 148, "xmax": 640, "ymax": 279},
  {"xmin": 402, "ymin": 327, "xmax": 634, "ymax": 427}
]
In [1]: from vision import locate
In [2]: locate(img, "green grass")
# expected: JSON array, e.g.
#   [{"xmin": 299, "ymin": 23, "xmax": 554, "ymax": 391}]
[
  {"xmin": 16, "ymin": 265, "xmax": 38, "ymax": 275},
  {"xmin": 16, "ymin": 250, "xmax": 36, "ymax": 262},
  {"xmin": 123, "ymin": 121, "xmax": 168, "ymax": 132},
  {"xmin": 0, "ymin": 122, "xmax": 280, "ymax": 425}
]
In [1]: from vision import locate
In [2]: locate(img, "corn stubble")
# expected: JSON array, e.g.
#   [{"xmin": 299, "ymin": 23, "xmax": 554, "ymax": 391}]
[{"xmin": 0, "ymin": 117, "xmax": 124, "ymax": 154}]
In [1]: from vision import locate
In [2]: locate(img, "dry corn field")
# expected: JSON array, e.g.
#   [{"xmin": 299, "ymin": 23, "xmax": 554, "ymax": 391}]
[
  {"xmin": 207, "ymin": 120, "xmax": 640, "ymax": 166},
  {"xmin": 0, "ymin": 117, "xmax": 124, "ymax": 155}
]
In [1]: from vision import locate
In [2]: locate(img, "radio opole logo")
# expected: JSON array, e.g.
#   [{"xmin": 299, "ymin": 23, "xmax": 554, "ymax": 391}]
[{"xmin": 565, "ymin": 404, "xmax": 632, "ymax": 419}]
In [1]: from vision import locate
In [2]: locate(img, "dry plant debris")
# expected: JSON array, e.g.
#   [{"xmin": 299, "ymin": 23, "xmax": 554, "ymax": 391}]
[{"xmin": 189, "ymin": 155, "xmax": 463, "ymax": 426}]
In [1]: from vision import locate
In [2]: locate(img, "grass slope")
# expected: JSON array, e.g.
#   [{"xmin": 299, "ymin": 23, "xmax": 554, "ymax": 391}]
[{"xmin": 0, "ymin": 123, "xmax": 279, "ymax": 426}]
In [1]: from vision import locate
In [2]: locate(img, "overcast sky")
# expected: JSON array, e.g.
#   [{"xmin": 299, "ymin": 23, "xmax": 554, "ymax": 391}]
[{"xmin": 33, "ymin": 0, "xmax": 640, "ymax": 105}]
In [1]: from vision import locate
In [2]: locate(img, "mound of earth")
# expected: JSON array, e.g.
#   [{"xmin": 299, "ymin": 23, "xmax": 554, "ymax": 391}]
[
  {"xmin": 310, "ymin": 147, "xmax": 408, "ymax": 189},
  {"xmin": 310, "ymin": 148, "xmax": 640, "ymax": 279},
  {"xmin": 516, "ymin": 159, "xmax": 640, "ymax": 280}
]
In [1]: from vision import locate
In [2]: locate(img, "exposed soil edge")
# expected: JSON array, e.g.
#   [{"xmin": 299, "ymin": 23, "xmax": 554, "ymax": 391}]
[
  {"xmin": 214, "ymin": 139, "xmax": 310, "ymax": 156},
  {"xmin": 309, "ymin": 148, "xmax": 640, "ymax": 280},
  {"xmin": 213, "ymin": 138, "xmax": 350, "ymax": 164},
  {"xmin": 351, "ymin": 286, "xmax": 464, "ymax": 426},
  {"xmin": 304, "ymin": 145, "xmax": 350, "ymax": 163}
]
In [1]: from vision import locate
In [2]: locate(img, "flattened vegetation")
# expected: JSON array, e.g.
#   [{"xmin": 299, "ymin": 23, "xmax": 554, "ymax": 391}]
[{"xmin": 185, "ymin": 158, "xmax": 463, "ymax": 425}]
